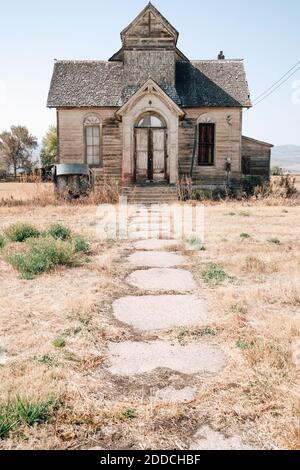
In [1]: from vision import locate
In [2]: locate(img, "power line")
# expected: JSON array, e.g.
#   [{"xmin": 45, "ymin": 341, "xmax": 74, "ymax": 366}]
[
  {"xmin": 245, "ymin": 61, "xmax": 300, "ymax": 112},
  {"xmin": 252, "ymin": 59, "xmax": 300, "ymax": 104},
  {"xmin": 252, "ymin": 64, "xmax": 300, "ymax": 107}
]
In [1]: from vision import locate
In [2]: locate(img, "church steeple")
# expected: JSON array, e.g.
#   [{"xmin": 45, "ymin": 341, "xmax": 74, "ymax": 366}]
[
  {"xmin": 109, "ymin": 4, "xmax": 182, "ymax": 88},
  {"xmin": 120, "ymin": 2, "xmax": 179, "ymax": 49}
]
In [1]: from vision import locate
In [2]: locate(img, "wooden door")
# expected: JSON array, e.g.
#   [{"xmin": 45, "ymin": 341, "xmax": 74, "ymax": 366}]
[
  {"xmin": 135, "ymin": 129, "xmax": 148, "ymax": 183},
  {"xmin": 152, "ymin": 129, "xmax": 166, "ymax": 182}
]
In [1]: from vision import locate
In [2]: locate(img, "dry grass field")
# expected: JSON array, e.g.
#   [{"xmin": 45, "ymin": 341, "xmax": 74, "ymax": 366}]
[
  {"xmin": 0, "ymin": 199, "xmax": 299, "ymax": 450},
  {"xmin": 0, "ymin": 183, "xmax": 54, "ymax": 202}
]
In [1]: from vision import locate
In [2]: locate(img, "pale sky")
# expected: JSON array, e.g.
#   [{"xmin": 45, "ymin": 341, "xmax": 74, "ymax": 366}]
[{"xmin": 0, "ymin": 0, "xmax": 299, "ymax": 145}]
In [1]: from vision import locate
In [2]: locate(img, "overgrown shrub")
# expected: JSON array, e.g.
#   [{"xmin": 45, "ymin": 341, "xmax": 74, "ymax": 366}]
[
  {"xmin": 73, "ymin": 236, "xmax": 89, "ymax": 253},
  {"xmin": 7, "ymin": 237, "xmax": 75, "ymax": 278},
  {"xmin": 241, "ymin": 177, "xmax": 263, "ymax": 196},
  {"xmin": 194, "ymin": 187, "xmax": 230, "ymax": 201},
  {"xmin": 178, "ymin": 177, "xmax": 230, "ymax": 201},
  {"xmin": 48, "ymin": 224, "xmax": 71, "ymax": 240},
  {"xmin": 254, "ymin": 176, "xmax": 297, "ymax": 199},
  {"xmin": 271, "ymin": 166, "xmax": 284, "ymax": 176},
  {"xmin": 5, "ymin": 223, "xmax": 40, "ymax": 242}
]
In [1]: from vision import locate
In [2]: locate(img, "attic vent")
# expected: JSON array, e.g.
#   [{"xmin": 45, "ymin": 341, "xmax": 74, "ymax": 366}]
[{"xmin": 218, "ymin": 51, "xmax": 225, "ymax": 60}]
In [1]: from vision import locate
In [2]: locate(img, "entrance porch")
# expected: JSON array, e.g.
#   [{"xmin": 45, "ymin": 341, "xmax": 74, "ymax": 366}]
[{"xmin": 116, "ymin": 78, "xmax": 185, "ymax": 186}]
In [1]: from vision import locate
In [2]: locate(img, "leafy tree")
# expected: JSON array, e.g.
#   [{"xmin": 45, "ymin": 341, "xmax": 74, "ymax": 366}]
[
  {"xmin": 0, "ymin": 126, "xmax": 37, "ymax": 179},
  {"xmin": 271, "ymin": 165, "xmax": 284, "ymax": 176},
  {"xmin": 40, "ymin": 126, "xmax": 57, "ymax": 168}
]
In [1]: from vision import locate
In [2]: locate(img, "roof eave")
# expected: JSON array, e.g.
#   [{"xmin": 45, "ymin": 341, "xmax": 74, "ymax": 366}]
[{"xmin": 242, "ymin": 135, "xmax": 274, "ymax": 147}]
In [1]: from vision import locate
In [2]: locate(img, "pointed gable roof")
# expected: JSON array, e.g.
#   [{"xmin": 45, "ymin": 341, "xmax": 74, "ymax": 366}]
[
  {"xmin": 116, "ymin": 78, "xmax": 185, "ymax": 119},
  {"xmin": 120, "ymin": 2, "xmax": 179, "ymax": 48}
]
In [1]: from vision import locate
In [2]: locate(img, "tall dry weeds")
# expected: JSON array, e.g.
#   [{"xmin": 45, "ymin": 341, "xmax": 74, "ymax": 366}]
[
  {"xmin": 253, "ymin": 175, "xmax": 298, "ymax": 200},
  {"xmin": 0, "ymin": 177, "xmax": 121, "ymax": 207}
]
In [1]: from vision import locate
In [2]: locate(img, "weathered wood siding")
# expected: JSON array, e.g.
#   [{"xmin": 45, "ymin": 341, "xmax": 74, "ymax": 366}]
[
  {"xmin": 122, "ymin": 9, "xmax": 176, "ymax": 48},
  {"xmin": 179, "ymin": 108, "xmax": 242, "ymax": 186},
  {"xmin": 58, "ymin": 107, "xmax": 244, "ymax": 187},
  {"xmin": 57, "ymin": 108, "xmax": 122, "ymax": 181},
  {"xmin": 241, "ymin": 136, "xmax": 272, "ymax": 177}
]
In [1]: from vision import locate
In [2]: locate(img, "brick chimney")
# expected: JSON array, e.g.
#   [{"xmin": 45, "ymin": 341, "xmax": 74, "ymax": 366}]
[{"xmin": 218, "ymin": 51, "xmax": 225, "ymax": 60}]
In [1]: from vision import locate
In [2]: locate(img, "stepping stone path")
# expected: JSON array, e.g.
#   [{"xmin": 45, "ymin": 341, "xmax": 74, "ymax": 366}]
[
  {"xmin": 109, "ymin": 230, "xmax": 225, "ymax": 376},
  {"xmin": 189, "ymin": 426, "xmax": 254, "ymax": 450},
  {"xmin": 113, "ymin": 295, "xmax": 208, "ymax": 331},
  {"xmin": 106, "ymin": 208, "xmax": 233, "ymax": 448}
]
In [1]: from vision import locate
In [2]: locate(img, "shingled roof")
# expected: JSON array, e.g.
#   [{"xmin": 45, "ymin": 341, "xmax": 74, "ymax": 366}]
[
  {"xmin": 47, "ymin": 59, "xmax": 251, "ymax": 109},
  {"xmin": 179, "ymin": 61, "xmax": 251, "ymax": 107}
]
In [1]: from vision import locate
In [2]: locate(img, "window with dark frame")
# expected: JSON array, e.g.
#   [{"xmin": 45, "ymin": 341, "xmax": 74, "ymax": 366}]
[
  {"xmin": 198, "ymin": 123, "xmax": 215, "ymax": 166},
  {"xmin": 85, "ymin": 126, "xmax": 100, "ymax": 166},
  {"xmin": 242, "ymin": 155, "xmax": 251, "ymax": 175}
]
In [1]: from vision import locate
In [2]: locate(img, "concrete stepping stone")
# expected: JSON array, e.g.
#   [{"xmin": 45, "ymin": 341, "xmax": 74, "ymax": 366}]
[
  {"xmin": 113, "ymin": 295, "xmax": 208, "ymax": 330},
  {"xmin": 107, "ymin": 341, "xmax": 226, "ymax": 376},
  {"xmin": 154, "ymin": 386, "xmax": 197, "ymax": 403},
  {"xmin": 189, "ymin": 426, "xmax": 254, "ymax": 450},
  {"xmin": 134, "ymin": 239, "xmax": 180, "ymax": 250},
  {"xmin": 126, "ymin": 268, "xmax": 197, "ymax": 292},
  {"xmin": 128, "ymin": 251, "xmax": 186, "ymax": 268}
]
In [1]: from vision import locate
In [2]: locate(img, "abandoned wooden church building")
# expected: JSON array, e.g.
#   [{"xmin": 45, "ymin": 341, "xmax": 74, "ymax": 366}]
[{"xmin": 47, "ymin": 2, "xmax": 272, "ymax": 198}]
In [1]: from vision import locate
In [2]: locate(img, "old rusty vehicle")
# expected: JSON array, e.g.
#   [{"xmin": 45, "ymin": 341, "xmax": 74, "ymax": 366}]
[{"xmin": 52, "ymin": 164, "xmax": 94, "ymax": 199}]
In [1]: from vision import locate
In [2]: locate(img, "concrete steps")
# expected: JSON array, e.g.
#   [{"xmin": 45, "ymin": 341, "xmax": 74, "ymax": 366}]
[{"xmin": 122, "ymin": 184, "xmax": 179, "ymax": 205}]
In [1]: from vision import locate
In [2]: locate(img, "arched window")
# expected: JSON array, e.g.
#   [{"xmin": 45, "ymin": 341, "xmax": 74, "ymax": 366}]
[
  {"xmin": 83, "ymin": 115, "xmax": 101, "ymax": 166},
  {"xmin": 135, "ymin": 113, "xmax": 166, "ymax": 129}
]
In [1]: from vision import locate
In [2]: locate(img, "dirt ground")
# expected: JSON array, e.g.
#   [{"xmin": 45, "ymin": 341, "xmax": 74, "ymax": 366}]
[{"xmin": 0, "ymin": 200, "xmax": 299, "ymax": 450}]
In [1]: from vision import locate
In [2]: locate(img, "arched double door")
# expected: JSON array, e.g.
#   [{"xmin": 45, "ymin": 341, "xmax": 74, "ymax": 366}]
[{"xmin": 134, "ymin": 112, "xmax": 168, "ymax": 183}]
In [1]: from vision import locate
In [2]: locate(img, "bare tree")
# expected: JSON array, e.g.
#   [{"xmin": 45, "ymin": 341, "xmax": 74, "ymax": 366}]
[{"xmin": 0, "ymin": 126, "xmax": 37, "ymax": 179}]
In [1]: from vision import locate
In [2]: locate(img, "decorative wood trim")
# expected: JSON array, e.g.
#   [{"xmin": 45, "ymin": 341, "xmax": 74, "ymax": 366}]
[
  {"xmin": 197, "ymin": 113, "xmax": 215, "ymax": 124},
  {"xmin": 116, "ymin": 78, "xmax": 185, "ymax": 120},
  {"xmin": 83, "ymin": 113, "xmax": 101, "ymax": 126}
]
